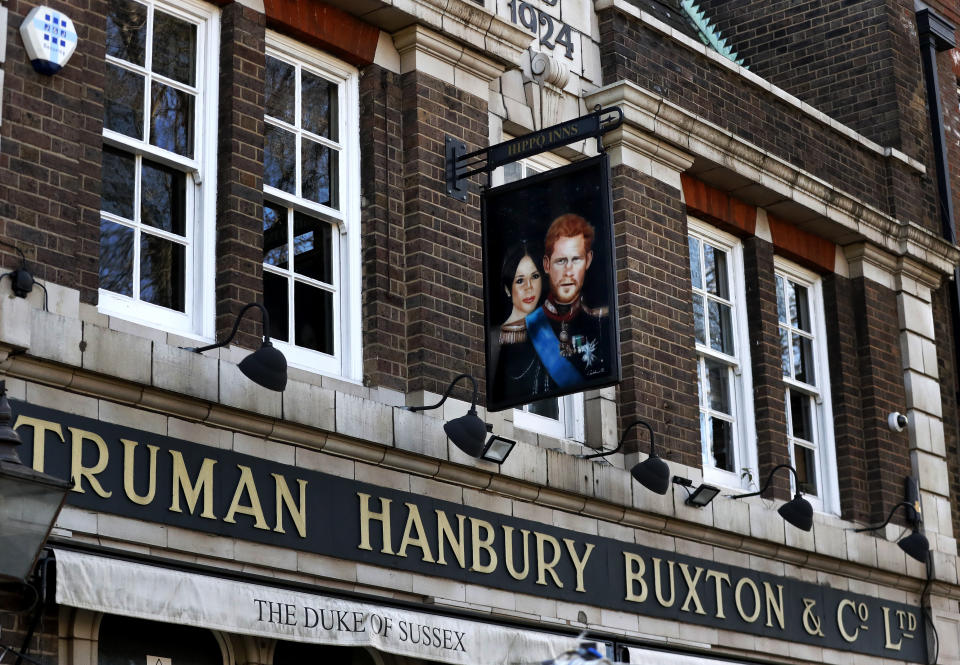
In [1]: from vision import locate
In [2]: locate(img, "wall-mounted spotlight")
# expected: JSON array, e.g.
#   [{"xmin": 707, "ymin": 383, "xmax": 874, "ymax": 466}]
[
  {"xmin": 854, "ymin": 477, "xmax": 929, "ymax": 563},
  {"xmin": 728, "ymin": 464, "xmax": 813, "ymax": 531},
  {"xmin": 672, "ymin": 476, "xmax": 720, "ymax": 508},
  {"xmin": 182, "ymin": 303, "xmax": 287, "ymax": 391},
  {"xmin": 480, "ymin": 433, "xmax": 516, "ymax": 464},
  {"xmin": 578, "ymin": 419, "xmax": 670, "ymax": 495},
  {"xmin": 405, "ymin": 374, "xmax": 489, "ymax": 458}
]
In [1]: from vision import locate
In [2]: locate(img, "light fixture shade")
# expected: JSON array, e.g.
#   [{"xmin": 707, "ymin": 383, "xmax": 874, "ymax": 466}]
[
  {"xmin": 238, "ymin": 342, "xmax": 288, "ymax": 391},
  {"xmin": 631, "ymin": 455, "xmax": 671, "ymax": 495},
  {"xmin": 0, "ymin": 460, "xmax": 69, "ymax": 582},
  {"xmin": 778, "ymin": 493, "xmax": 813, "ymax": 531},
  {"xmin": 444, "ymin": 408, "xmax": 487, "ymax": 457},
  {"xmin": 899, "ymin": 529, "xmax": 929, "ymax": 563}
]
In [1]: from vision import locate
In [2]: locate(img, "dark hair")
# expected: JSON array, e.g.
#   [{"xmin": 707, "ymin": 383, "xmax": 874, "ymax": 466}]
[{"xmin": 500, "ymin": 240, "xmax": 544, "ymax": 297}]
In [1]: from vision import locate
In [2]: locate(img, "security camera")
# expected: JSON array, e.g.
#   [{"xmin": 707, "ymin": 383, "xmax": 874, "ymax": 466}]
[{"xmin": 888, "ymin": 412, "xmax": 908, "ymax": 432}]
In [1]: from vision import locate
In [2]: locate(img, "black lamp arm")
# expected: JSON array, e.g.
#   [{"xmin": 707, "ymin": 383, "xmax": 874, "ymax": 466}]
[
  {"xmin": 406, "ymin": 374, "xmax": 479, "ymax": 413},
  {"xmin": 581, "ymin": 419, "xmax": 655, "ymax": 460},
  {"xmin": 728, "ymin": 463, "xmax": 800, "ymax": 500},
  {"xmin": 189, "ymin": 303, "xmax": 273, "ymax": 353},
  {"xmin": 854, "ymin": 501, "xmax": 918, "ymax": 533}
]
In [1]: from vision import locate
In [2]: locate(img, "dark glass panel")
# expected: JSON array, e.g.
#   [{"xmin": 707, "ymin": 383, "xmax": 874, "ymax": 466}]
[
  {"xmin": 776, "ymin": 274, "xmax": 786, "ymax": 324},
  {"xmin": 294, "ymin": 282, "xmax": 333, "ymax": 354},
  {"xmin": 99, "ymin": 220, "xmax": 134, "ymax": 296},
  {"xmin": 793, "ymin": 336, "xmax": 815, "ymax": 384},
  {"xmin": 693, "ymin": 296, "xmax": 705, "ymax": 346},
  {"xmin": 706, "ymin": 358, "xmax": 731, "ymax": 414},
  {"xmin": 790, "ymin": 281, "xmax": 811, "ymax": 331},
  {"xmin": 709, "ymin": 418, "xmax": 734, "ymax": 472},
  {"xmin": 527, "ymin": 398, "xmax": 559, "ymax": 420},
  {"xmin": 104, "ymin": 63, "xmax": 144, "ymax": 139},
  {"xmin": 302, "ymin": 139, "xmax": 337, "ymax": 209},
  {"xmin": 794, "ymin": 445, "xmax": 817, "ymax": 496},
  {"xmin": 141, "ymin": 160, "xmax": 185, "ymax": 235},
  {"xmin": 688, "ymin": 236, "xmax": 701, "ymax": 288},
  {"xmin": 101, "ymin": 148, "xmax": 136, "ymax": 219},
  {"xmin": 263, "ymin": 272, "xmax": 289, "ymax": 342},
  {"xmin": 265, "ymin": 56, "xmax": 295, "ymax": 125},
  {"xmin": 789, "ymin": 390, "xmax": 813, "ymax": 442},
  {"xmin": 274, "ymin": 642, "xmax": 375, "ymax": 665},
  {"xmin": 263, "ymin": 203, "xmax": 289, "ymax": 269},
  {"xmin": 264, "ymin": 124, "xmax": 296, "ymax": 194},
  {"xmin": 292, "ymin": 213, "xmax": 332, "ymax": 283},
  {"xmin": 708, "ymin": 301, "xmax": 733, "ymax": 355},
  {"xmin": 140, "ymin": 234, "xmax": 185, "ymax": 311},
  {"xmin": 703, "ymin": 244, "xmax": 728, "ymax": 299},
  {"xmin": 150, "ymin": 82, "xmax": 194, "ymax": 157},
  {"xmin": 106, "ymin": 0, "xmax": 147, "ymax": 65},
  {"xmin": 301, "ymin": 71, "xmax": 337, "ymax": 139},
  {"xmin": 152, "ymin": 10, "xmax": 196, "ymax": 85},
  {"xmin": 780, "ymin": 329, "xmax": 791, "ymax": 377}
]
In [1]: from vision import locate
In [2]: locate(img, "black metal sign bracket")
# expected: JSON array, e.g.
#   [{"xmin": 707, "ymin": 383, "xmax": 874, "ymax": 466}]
[{"xmin": 444, "ymin": 105, "xmax": 623, "ymax": 201}]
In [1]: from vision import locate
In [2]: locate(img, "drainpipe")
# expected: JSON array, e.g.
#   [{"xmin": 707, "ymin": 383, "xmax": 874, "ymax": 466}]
[{"xmin": 917, "ymin": 8, "xmax": 960, "ymax": 399}]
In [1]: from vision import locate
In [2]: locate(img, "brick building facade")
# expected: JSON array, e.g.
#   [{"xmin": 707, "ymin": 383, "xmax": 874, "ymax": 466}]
[{"xmin": 1, "ymin": 0, "xmax": 960, "ymax": 664}]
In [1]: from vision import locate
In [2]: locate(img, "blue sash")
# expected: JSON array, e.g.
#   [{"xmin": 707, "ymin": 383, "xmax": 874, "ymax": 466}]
[{"xmin": 525, "ymin": 307, "xmax": 583, "ymax": 388}]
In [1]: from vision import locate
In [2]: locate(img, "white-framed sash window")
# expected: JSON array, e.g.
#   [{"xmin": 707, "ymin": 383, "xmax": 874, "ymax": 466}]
[
  {"xmin": 98, "ymin": 0, "xmax": 218, "ymax": 338},
  {"xmin": 261, "ymin": 33, "xmax": 361, "ymax": 380},
  {"xmin": 775, "ymin": 257, "xmax": 839, "ymax": 514},
  {"xmin": 688, "ymin": 219, "xmax": 756, "ymax": 489}
]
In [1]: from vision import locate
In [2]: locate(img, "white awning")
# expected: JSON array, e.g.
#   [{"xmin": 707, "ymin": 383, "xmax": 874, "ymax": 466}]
[{"xmin": 55, "ymin": 549, "xmax": 579, "ymax": 665}]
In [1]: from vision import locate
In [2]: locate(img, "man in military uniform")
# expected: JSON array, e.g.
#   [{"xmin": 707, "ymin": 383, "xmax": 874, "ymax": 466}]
[{"xmin": 525, "ymin": 213, "xmax": 609, "ymax": 390}]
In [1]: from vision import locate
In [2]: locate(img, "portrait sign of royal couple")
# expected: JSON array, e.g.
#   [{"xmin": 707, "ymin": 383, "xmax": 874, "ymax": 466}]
[{"xmin": 482, "ymin": 154, "xmax": 621, "ymax": 412}]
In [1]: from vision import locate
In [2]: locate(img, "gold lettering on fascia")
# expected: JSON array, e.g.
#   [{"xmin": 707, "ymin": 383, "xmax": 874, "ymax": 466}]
[
  {"xmin": 356, "ymin": 493, "xmax": 596, "ymax": 591},
  {"xmin": 622, "ymin": 553, "xmax": 786, "ymax": 629},
  {"xmin": 13, "ymin": 414, "xmax": 309, "ymax": 535}
]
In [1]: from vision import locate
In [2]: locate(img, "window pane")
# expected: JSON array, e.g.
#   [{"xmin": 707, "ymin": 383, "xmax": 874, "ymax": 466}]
[
  {"xmin": 503, "ymin": 162, "xmax": 522, "ymax": 184},
  {"xmin": 703, "ymin": 244, "xmax": 728, "ymax": 299},
  {"xmin": 776, "ymin": 274, "xmax": 786, "ymax": 324},
  {"xmin": 688, "ymin": 236, "xmax": 701, "ymax": 289},
  {"xmin": 150, "ymin": 82, "xmax": 194, "ymax": 157},
  {"xmin": 789, "ymin": 390, "xmax": 813, "ymax": 442},
  {"xmin": 263, "ymin": 272, "xmax": 289, "ymax": 342},
  {"xmin": 141, "ymin": 160, "xmax": 186, "ymax": 235},
  {"xmin": 294, "ymin": 282, "xmax": 333, "ymax": 354},
  {"xmin": 302, "ymin": 71, "xmax": 337, "ymax": 140},
  {"xmin": 106, "ymin": 0, "xmax": 147, "ymax": 65},
  {"xmin": 709, "ymin": 417, "xmax": 734, "ymax": 472},
  {"xmin": 264, "ymin": 124, "xmax": 296, "ymax": 194},
  {"xmin": 794, "ymin": 445, "xmax": 817, "ymax": 496},
  {"xmin": 140, "ymin": 234, "xmax": 184, "ymax": 311},
  {"xmin": 693, "ymin": 296, "xmax": 705, "ymax": 346},
  {"xmin": 790, "ymin": 282, "xmax": 810, "ymax": 332},
  {"xmin": 104, "ymin": 63, "xmax": 145, "ymax": 139},
  {"xmin": 99, "ymin": 220, "xmax": 134, "ymax": 296},
  {"xmin": 265, "ymin": 56, "xmax": 295, "ymax": 125},
  {"xmin": 152, "ymin": 10, "xmax": 196, "ymax": 85},
  {"xmin": 302, "ymin": 139, "xmax": 338, "ymax": 209},
  {"xmin": 705, "ymin": 358, "xmax": 731, "ymax": 414},
  {"xmin": 292, "ymin": 213, "xmax": 332, "ymax": 283},
  {"xmin": 780, "ymin": 329, "xmax": 791, "ymax": 377},
  {"xmin": 263, "ymin": 203, "xmax": 289, "ymax": 269},
  {"xmin": 708, "ymin": 300, "xmax": 733, "ymax": 354},
  {"xmin": 793, "ymin": 336, "xmax": 815, "ymax": 384},
  {"xmin": 101, "ymin": 148, "xmax": 136, "ymax": 219},
  {"xmin": 527, "ymin": 398, "xmax": 559, "ymax": 420}
]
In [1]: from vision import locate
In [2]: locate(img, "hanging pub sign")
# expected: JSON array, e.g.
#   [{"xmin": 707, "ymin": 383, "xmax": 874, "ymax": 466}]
[{"xmin": 482, "ymin": 154, "xmax": 620, "ymax": 411}]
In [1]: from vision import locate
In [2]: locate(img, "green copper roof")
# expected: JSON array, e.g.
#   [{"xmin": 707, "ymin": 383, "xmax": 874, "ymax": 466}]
[{"xmin": 679, "ymin": 0, "xmax": 745, "ymax": 67}]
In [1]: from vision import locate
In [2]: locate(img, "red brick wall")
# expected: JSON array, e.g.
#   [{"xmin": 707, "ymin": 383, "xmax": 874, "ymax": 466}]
[
  {"xmin": 360, "ymin": 65, "xmax": 407, "ymax": 390},
  {"xmin": 612, "ymin": 165, "xmax": 700, "ymax": 464},
  {"xmin": 216, "ymin": 3, "xmax": 267, "ymax": 348},
  {"xmin": 0, "ymin": 0, "xmax": 105, "ymax": 304},
  {"xmin": 400, "ymin": 71, "xmax": 488, "ymax": 400}
]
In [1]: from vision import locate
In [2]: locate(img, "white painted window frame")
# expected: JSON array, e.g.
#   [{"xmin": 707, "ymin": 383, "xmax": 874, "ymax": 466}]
[
  {"xmin": 494, "ymin": 148, "xmax": 585, "ymax": 442},
  {"xmin": 688, "ymin": 218, "xmax": 757, "ymax": 490},
  {"xmin": 262, "ymin": 32, "xmax": 361, "ymax": 381},
  {"xmin": 774, "ymin": 257, "xmax": 840, "ymax": 515},
  {"xmin": 98, "ymin": 0, "xmax": 219, "ymax": 341}
]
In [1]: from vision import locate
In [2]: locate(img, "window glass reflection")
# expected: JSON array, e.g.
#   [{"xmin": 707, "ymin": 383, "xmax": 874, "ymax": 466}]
[
  {"xmin": 265, "ymin": 56, "xmax": 296, "ymax": 125},
  {"xmin": 264, "ymin": 272, "xmax": 289, "ymax": 342},
  {"xmin": 263, "ymin": 203, "xmax": 289, "ymax": 269},
  {"xmin": 150, "ymin": 82, "xmax": 194, "ymax": 157},
  {"xmin": 152, "ymin": 10, "xmax": 196, "ymax": 85},
  {"xmin": 140, "ymin": 234, "xmax": 185, "ymax": 311},
  {"xmin": 292, "ymin": 212, "xmax": 332, "ymax": 283},
  {"xmin": 101, "ymin": 148, "xmax": 136, "ymax": 219},
  {"xmin": 141, "ymin": 160, "xmax": 186, "ymax": 235},
  {"xmin": 264, "ymin": 124, "xmax": 296, "ymax": 194},
  {"xmin": 302, "ymin": 139, "xmax": 337, "ymax": 208},
  {"xmin": 106, "ymin": 0, "xmax": 147, "ymax": 65},
  {"xmin": 294, "ymin": 283, "xmax": 333, "ymax": 354},
  {"xmin": 99, "ymin": 220, "xmax": 134, "ymax": 296},
  {"xmin": 301, "ymin": 71, "xmax": 337, "ymax": 139},
  {"xmin": 104, "ymin": 63, "xmax": 145, "ymax": 139}
]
